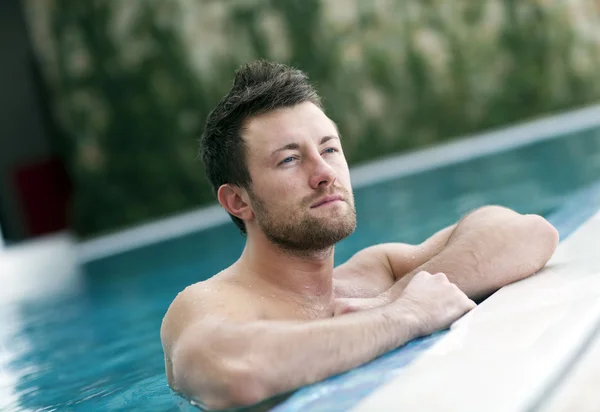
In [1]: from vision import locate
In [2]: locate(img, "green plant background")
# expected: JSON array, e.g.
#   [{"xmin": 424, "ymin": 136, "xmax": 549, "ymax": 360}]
[{"xmin": 22, "ymin": 0, "xmax": 600, "ymax": 238}]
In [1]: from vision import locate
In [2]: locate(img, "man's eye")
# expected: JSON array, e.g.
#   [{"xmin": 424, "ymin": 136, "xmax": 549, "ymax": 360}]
[
  {"xmin": 323, "ymin": 148, "xmax": 338, "ymax": 154},
  {"xmin": 280, "ymin": 157, "xmax": 296, "ymax": 165}
]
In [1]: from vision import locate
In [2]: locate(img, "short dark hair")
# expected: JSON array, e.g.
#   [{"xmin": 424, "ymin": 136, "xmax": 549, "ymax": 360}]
[{"xmin": 199, "ymin": 60, "xmax": 322, "ymax": 234}]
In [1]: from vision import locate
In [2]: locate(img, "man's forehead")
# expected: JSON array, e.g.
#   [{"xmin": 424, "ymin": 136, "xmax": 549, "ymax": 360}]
[{"xmin": 242, "ymin": 103, "xmax": 338, "ymax": 150}]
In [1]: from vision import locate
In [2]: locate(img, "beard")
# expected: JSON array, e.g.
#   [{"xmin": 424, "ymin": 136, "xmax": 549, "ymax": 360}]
[{"xmin": 248, "ymin": 187, "xmax": 357, "ymax": 254}]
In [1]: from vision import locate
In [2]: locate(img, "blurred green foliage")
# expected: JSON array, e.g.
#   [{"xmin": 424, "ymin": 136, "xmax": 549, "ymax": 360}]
[{"xmin": 25, "ymin": 0, "xmax": 600, "ymax": 237}]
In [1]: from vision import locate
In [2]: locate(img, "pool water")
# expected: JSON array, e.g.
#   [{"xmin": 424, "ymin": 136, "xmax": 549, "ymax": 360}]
[{"xmin": 2, "ymin": 126, "xmax": 600, "ymax": 411}]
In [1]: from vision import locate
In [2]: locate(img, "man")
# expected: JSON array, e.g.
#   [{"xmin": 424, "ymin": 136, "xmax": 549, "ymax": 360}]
[{"xmin": 161, "ymin": 60, "xmax": 559, "ymax": 410}]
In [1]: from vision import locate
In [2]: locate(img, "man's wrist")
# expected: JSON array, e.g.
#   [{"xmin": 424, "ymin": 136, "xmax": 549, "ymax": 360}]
[
  {"xmin": 380, "ymin": 277, "xmax": 410, "ymax": 302},
  {"xmin": 381, "ymin": 298, "xmax": 424, "ymax": 341}
]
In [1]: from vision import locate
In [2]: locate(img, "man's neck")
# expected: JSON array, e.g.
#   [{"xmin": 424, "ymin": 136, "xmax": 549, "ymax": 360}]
[{"xmin": 236, "ymin": 233, "xmax": 335, "ymax": 304}]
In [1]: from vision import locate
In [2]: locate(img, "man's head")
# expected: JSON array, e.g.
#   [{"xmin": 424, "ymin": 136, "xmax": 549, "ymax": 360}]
[{"xmin": 200, "ymin": 60, "xmax": 356, "ymax": 253}]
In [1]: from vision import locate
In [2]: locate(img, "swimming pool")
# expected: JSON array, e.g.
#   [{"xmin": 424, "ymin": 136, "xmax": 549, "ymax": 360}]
[{"xmin": 2, "ymin": 118, "xmax": 600, "ymax": 411}]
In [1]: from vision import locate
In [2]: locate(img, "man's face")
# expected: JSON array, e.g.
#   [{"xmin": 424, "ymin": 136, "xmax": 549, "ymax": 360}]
[{"xmin": 242, "ymin": 101, "xmax": 356, "ymax": 253}]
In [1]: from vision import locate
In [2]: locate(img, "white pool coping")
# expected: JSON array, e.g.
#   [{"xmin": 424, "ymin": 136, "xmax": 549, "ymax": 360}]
[
  {"xmin": 76, "ymin": 103, "xmax": 600, "ymax": 263},
  {"xmin": 353, "ymin": 210, "xmax": 600, "ymax": 412},
  {"xmin": 540, "ymin": 312, "xmax": 600, "ymax": 412}
]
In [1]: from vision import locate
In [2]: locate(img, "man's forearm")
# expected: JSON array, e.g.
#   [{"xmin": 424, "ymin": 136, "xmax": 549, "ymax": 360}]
[
  {"xmin": 249, "ymin": 307, "xmax": 418, "ymax": 394},
  {"xmin": 175, "ymin": 305, "xmax": 419, "ymax": 409},
  {"xmin": 386, "ymin": 206, "xmax": 559, "ymax": 301}
]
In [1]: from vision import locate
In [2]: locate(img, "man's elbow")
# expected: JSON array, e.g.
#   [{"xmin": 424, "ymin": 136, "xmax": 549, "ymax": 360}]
[
  {"xmin": 171, "ymin": 346, "xmax": 273, "ymax": 410},
  {"xmin": 524, "ymin": 214, "xmax": 559, "ymax": 268},
  {"xmin": 213, "ymin": 361, "xmax": 273, "ymax": 410}
]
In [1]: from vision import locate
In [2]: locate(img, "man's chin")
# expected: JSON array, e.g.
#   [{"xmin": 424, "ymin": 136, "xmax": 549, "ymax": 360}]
[
  {"xmin": 310, "ymin": 223, "xmax": 356, "ymax": 247},
  {"xmin": 267, "ymin": 225, "xmax": 355, "ymax": 253}
]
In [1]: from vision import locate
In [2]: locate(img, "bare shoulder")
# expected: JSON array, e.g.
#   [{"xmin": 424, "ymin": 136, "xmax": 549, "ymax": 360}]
[
  {"xmin": 160, "ymin": 276, "xmax": 260, "ymax": 353},
  {"xmin": 159, "ymin": 274, "xmax": 266, "ymax": 403}
]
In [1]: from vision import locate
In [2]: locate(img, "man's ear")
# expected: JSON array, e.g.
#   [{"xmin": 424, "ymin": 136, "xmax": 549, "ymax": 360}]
[{"xmin": 217, "ymin": 184, "xmax": 254, "ymax": 221}]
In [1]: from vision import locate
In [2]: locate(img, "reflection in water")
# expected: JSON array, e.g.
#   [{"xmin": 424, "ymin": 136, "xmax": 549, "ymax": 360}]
[
  {"xmin": 0, "ymin": 306, "xmax": 34, "ymax": 412},
  {"xmin": 2, "ymin": 127, "xmax": 600, "ymax": 411},
  {"xmin": 0, "ymin": 234, "xmax": 82, "ymax": 411},
  {"xmin": 183, "ymin": 392, "xmax": 292, "ymax": 412}
]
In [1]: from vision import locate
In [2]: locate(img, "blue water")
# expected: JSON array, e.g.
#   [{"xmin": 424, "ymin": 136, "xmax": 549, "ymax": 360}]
[{"xmin": 2, "ymin": 126, "xmax": 600, "ymax": 411}]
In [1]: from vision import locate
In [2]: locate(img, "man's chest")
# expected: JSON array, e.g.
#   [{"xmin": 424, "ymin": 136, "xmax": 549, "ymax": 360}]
[
  {"xmin": 332, "ymin": 264, "xmax": 394, "ymax": 299},
  {"xmin": 254, "ymin": 277, "xmax": 387, "ymax": 321}
]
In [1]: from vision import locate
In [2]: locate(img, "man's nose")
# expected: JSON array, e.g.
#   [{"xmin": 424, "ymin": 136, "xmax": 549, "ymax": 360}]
[{"xmin": 309, "ymin": 157, "xmax": 336, "ymax": 190}]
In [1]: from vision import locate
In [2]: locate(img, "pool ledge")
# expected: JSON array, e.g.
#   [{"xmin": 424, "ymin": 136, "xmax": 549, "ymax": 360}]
[{"xmin": 353, "ymin": 210, "xmax": 600, "ymax": 412}]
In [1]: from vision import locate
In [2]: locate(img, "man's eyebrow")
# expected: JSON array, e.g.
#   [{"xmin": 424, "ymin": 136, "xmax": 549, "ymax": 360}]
[
  {"xmin": 271, "ymin": 136, "xmax": 340, "ymax": 157},
  {"xmin": 271, "ymin": 143, "xmax": 300, "ymax": 156},
  {"xmin": 319, "ymin": 135, "xmax": 340, "ymax": 145}
]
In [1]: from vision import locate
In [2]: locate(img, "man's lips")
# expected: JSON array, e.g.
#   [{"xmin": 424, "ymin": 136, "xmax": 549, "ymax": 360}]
[{"xmin": 311, "ymin": 195, "xmax": 344, "ymax": 208}]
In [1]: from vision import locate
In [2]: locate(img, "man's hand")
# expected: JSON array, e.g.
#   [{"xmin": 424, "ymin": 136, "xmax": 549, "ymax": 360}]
[
  {"xmin": 335, "ymin": 271, "xmax": 476, "ymax": 336},
  {"xmin": 395, "ymin": 271, "xmax": 476, "ymax": 335}
]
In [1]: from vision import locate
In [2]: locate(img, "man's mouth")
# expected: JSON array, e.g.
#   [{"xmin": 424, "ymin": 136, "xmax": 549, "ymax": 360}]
[{"xmin": 311, "ymin": 195, "xmax": 344, "ymax": 208}]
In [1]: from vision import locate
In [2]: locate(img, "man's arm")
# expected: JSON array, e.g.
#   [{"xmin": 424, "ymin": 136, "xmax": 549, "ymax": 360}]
[
  {"xmin": 384, "ymin": 205, "xmax": 559, "ymax": 301},
  {"xmin": 334, "ymin": 206, "xmax": 558, "ymax": 315},
  {"xmin": 161, "ymin": 273, "xmax": 475, "ymax": 410},
  {"xmin": 332, "ymin": 223, "xmax": 457, "ymax": 298}
]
